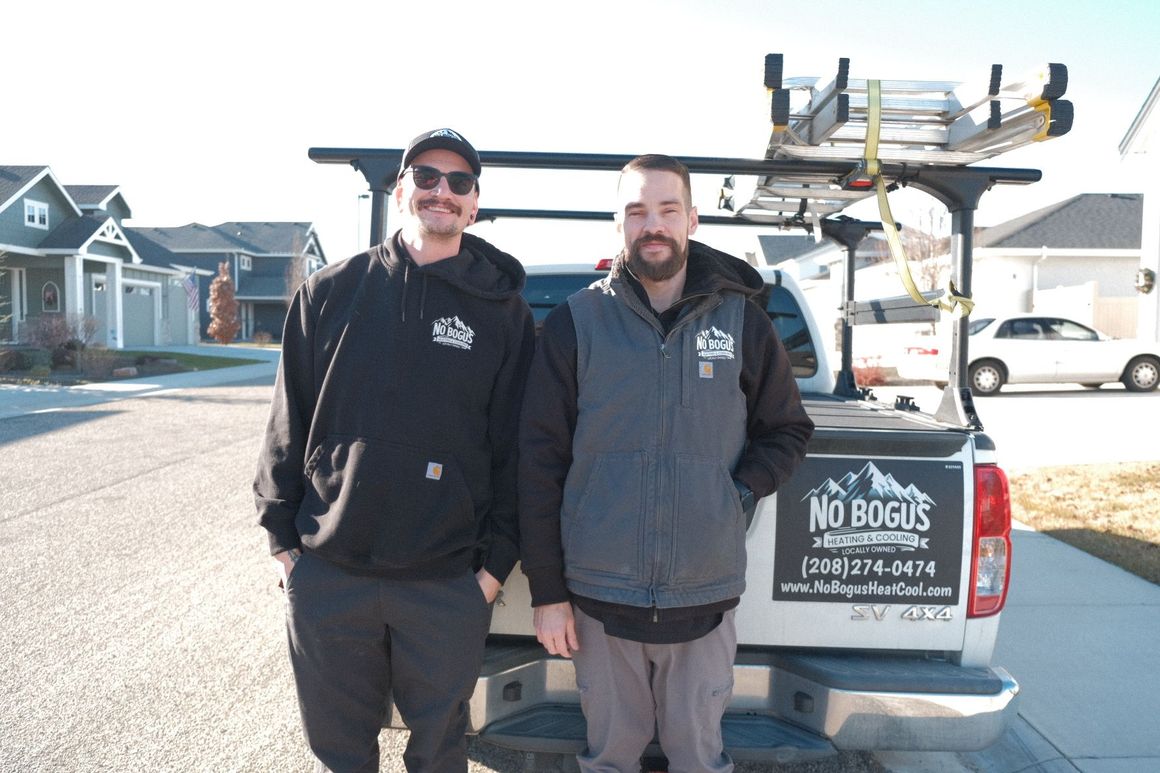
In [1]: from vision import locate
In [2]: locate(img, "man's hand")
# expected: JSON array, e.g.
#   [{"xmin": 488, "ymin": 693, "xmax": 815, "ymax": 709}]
[
  {"xmin": 533, "ymin": 602, "xmax": 579, "ymax": 658},
  {"xmin": 476, "ymin": 569, "xmax": 502, "ymax": 604},
  {"xmin": 273, "ymin": 549, "xmax": 299, "ymax": 589}
]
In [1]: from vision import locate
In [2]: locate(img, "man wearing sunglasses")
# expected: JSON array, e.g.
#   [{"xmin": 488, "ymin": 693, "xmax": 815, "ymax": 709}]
[
  {"xmin": 255, "ymin": 128, "xmax": 535, "ymax": 772},
  {"xmin": 519, "ymin": 154, "xmax": 813, "ymax": 772}
]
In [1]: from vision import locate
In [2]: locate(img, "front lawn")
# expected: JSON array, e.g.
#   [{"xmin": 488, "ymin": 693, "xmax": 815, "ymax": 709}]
[{"xmin": 0, "ymin": 346, "xmax": 264, "ymax": 385}]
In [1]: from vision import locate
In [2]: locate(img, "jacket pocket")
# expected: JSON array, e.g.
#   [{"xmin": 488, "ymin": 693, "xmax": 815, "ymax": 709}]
[
  {"xmin": 670, "ymin": 454, "xmax": 746, "ymax": 584},
  {"xmin": 298, "ymin": 435, "xmax": 475, "ymax": 568},
  {"xmin": 562, "ymin": 451, "xmax": 646, "ymax": 580}
]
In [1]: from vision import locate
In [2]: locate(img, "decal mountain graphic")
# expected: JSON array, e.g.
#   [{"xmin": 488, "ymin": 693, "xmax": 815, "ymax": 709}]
[{"xmin": 804, "ymin": 461, "xmax": 936, "ymax": 507}]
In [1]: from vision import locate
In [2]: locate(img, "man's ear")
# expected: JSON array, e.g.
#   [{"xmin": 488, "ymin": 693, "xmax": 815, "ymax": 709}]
[
  {"xmin": 688, "ymin": 205, "xmax": 699, "ymax": 236},
  {"xmin": 394, "ymin": 184, "xmax": 404, "ymax": 210}
]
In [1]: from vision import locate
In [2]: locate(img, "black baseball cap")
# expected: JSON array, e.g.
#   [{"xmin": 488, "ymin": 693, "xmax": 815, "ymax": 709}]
[{"xmin": 401, "ymin": 128, "xmax": 482, "ymax": 176}]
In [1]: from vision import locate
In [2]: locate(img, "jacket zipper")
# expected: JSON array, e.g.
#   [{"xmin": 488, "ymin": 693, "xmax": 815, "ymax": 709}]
[{"xmin": 620, "ymin": 284, "xmax": 722, "ymax": 605}]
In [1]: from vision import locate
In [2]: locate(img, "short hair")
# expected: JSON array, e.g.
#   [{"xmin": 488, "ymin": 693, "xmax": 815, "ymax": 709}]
[{"xmin": 620, "ymin": 154, "xmax": 692, "ymax": 208}]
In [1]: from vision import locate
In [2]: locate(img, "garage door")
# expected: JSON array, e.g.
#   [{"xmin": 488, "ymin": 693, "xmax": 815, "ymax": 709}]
[{"xmin": 122, "ymin": 286, "xmax": 156, "ymax": 346}]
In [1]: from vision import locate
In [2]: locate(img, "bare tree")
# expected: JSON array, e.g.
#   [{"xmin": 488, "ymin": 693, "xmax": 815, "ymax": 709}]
[
  {"xmin": 208, "ymin": 261, "xmax": 241, "ymax": 344},
  {"xmin": 900, "ymin": 207, "xmax": 950, "ymax": 333}
]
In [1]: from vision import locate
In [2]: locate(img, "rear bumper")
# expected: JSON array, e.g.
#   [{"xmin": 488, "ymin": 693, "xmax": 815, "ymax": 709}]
[{"xmin": 453, "ymin": 639, "xmax": 1019, "ymax": 759}]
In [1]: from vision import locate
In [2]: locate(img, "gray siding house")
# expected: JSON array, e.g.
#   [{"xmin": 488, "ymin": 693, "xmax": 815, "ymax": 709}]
[
  {"xmin": 0, "ymin": 166, "xmax": 194, "ymax": 347},
  {"xmin": 129, "ymin": 221, "xmax": 326, "ymax": 341},
  {"xmin": 973, "ymin": 193, "xmax": 1142, "ymax": 337}
]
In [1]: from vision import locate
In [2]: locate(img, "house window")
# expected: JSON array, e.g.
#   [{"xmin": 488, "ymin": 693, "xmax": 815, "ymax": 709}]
[
  {"xmin": 25, "ymin": 200, "xmax": 49, "ymax": 230},
  {"xmin": 239, "ymin": 255, "xmax": 252, "ymax": 271}
]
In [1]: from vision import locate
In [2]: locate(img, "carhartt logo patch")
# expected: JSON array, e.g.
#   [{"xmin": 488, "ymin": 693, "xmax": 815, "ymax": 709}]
[
  {"xmin": 432, "ymin": 316, "xmax": 475, "ymax": 350},
  {"xmin": 430, "ymin": 128, "xmax": 464, "ymax": 141},
  {"xmin": 696, "ymin": 326, "xmax": 735, "ymax": 360},
  {"xmin": 426, "ymin": 462, "xmax": 443, "ymax": 480},
  {"xmin": 699, "ymin": 362, "xmax": 714, "ymax": 379}
]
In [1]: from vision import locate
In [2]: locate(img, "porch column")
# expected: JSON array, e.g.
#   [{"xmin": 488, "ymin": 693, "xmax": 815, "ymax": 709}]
[
  {"xmin": 108, "ymin": 262, "xmax": 125, "ymax": 349},
  {"xmin": 63, "ymin": 255, "xmax": 84, "ymax": 316}
]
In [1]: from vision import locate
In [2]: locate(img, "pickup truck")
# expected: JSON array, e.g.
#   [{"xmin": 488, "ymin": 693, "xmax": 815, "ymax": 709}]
[
  {"xmin": 308, "ymin": 52, "xmax": 1068, "ymax": 768},
  {"xmin": 465, "ymin": 260, "xmax": 1016, "ymax": 766}
]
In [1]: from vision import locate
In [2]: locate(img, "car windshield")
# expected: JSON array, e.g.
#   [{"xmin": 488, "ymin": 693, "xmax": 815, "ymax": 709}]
[{"xmin": 968, "ymin": 318, "xmax": 995, "ymax": 335}]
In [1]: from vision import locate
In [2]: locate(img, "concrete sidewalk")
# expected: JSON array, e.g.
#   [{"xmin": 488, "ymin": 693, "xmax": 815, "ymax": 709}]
[
  {"xmin": 0, "ymin": 343, "xmax": 280, "ymax": 420},
  {"xmin": 879, "ymin": 523, "xmax": 1160, "ymax": 773},
  {"xmin": 955, "ymin": 524, "xmax": 1160, "ymax": 773}
]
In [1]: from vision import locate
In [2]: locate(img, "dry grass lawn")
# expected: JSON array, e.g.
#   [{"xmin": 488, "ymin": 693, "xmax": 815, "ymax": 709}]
[{"xmin": 1009, "ymin": 461, "xmax": 1159, "ymax": 585}]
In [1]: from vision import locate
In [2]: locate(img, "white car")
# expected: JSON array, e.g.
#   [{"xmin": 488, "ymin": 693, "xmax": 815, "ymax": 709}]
[{"xmin": 899, "ymin": 314, "xmax": 1160, "ymax": 396}]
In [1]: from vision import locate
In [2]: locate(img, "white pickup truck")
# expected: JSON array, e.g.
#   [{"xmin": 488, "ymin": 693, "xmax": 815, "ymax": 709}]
[
  {"xmin": 308, "ymin": 51, "xmax": 1073, "ymax": 768},
  {"xmin": 466, "ymin": 261, "xmax": 1016, "ymax": 766}
]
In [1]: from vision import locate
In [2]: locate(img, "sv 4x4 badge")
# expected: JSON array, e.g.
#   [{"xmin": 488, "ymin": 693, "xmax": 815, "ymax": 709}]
[{"xmin": 851, "ymin": 604, "xmax": 954, "ymax": 621}]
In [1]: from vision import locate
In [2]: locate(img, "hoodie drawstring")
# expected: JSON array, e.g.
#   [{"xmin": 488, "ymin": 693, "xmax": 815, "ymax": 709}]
[
  {"xmin": 400, "ymin": 261, "xmax": 431, "ymax": 321},
  {"xmin": 401, "ymin": 261, "xmax": 410, "ymax": 322}
]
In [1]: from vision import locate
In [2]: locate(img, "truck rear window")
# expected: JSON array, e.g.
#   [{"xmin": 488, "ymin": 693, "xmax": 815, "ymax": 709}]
[
  {"xmin": 523, "ymin": 273, "xmax": 603, "ymax": 324},
  {"xmin": 760, "ymin": 284, "xmax": 818, "ymax": 378},
  {"xmin": 521, "ymin": 272, "xmax": 818, "ymax": 378}
]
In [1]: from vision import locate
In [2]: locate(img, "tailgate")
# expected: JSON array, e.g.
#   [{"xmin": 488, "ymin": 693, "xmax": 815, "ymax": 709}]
[{"xmin": 738, "ymin": 421, "xmax": 973, "ymax": 651}]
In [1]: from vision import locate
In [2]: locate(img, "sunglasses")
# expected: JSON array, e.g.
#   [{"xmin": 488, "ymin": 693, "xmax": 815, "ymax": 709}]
[{"xmin": 403, "ymin": 165, "xmax": 478, "ymax": 196}]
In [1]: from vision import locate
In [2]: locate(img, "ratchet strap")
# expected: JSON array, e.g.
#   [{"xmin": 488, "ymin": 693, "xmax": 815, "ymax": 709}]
[{"xmin": 865, "ymin": 80, "xmax": 974, "ymax": 318}]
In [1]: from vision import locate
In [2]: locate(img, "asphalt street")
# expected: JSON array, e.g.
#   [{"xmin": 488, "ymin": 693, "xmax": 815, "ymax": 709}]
[
  {"xmin": 3, "ymin": 368, "xmax": 1156, "ymax": 772},
  {"xmin": 0, "ymin": 375, "xmax": 883, "ymax": 773}
]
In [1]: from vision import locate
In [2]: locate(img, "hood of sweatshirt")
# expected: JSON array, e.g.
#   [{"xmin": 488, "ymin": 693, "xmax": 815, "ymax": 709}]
[
  {"xmin": 378, "ymin": 230, "xmax": 526, "ymax": 300},
  {"xmin": 609, "ymin": 239, "xmax": 763, "ymax": 299}
]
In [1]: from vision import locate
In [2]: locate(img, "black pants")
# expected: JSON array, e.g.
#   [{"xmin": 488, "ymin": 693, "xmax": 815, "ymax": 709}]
[{"xmin": 284, "ymin": 553, "xmax": 492, "ymax": 772}]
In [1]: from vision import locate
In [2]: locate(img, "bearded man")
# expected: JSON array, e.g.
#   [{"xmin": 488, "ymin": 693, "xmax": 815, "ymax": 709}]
[{"xmin": 518, "ymin": 154, "xmax": 814, "ymax": 772}]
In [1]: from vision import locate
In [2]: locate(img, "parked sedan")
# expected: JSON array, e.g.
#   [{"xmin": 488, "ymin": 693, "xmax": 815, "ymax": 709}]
[{"xmin": 899, "ymin": 314, "xmax": 1160, "ymax": 396}]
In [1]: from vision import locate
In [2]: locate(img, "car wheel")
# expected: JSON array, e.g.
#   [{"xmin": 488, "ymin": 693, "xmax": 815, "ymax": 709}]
[
  {"xmin": 968, "ymin": 360, "xmax": 1005, "ymax": 396},
  {"xmin": 1122, "ymin": 356, "xmax": 1160, "ymax": 392},
  {"xmin": 1081, "ymin": 383, "xmax": 1104, "ymax": 389}
]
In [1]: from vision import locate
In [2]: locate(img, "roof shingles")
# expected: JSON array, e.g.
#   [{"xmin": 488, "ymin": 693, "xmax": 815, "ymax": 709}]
[{"xmin": 979, "ymin": 193, "xmax": 1143, "ymax": 250}]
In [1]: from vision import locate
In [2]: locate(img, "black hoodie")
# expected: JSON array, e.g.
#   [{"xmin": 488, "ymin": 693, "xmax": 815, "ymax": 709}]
[{"xmin": 255, "ymin": 231, "xmax": 535, "ymax": 581}]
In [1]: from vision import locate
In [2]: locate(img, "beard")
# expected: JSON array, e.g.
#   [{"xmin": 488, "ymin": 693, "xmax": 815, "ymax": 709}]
[{"xmin": 626, "ymin": 234, "xmax": 688, "ymax": 282}]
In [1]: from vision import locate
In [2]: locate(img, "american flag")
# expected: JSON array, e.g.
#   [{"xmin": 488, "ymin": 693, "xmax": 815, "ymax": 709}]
[{"xmin": 182, "ymin": 275, "xmax": 199, "ymax": 311}]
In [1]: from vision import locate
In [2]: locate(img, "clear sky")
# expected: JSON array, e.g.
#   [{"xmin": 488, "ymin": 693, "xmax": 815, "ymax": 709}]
[{"xmin": 7, "ymin": 0, "xmax": 1159, "ymax": 264}]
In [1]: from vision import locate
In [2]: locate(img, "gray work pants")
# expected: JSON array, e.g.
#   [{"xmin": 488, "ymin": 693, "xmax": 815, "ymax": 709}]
[
  {"xmin": 571, "ymin": 606, "xmax": 736, "ymax": 773},
  {"xmin": 284, "ymin": 552, "xmax": 492, "ymax": 772}
]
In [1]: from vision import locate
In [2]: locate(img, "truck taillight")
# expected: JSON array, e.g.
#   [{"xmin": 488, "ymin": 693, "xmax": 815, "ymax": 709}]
[{"xmin": 969, "ymin": 465, "xmax": 1011, "ymax": 617}]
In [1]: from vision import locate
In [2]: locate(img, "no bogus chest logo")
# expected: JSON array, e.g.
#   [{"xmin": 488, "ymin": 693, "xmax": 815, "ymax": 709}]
[
  {"xmin": 803, "ymin": 462, "xmax": 934, "ymax": 553},
  {"xmin": 696, "ymin": 326, "xmax": 735, "ymax": 360},
  {"xmin": 431, "ymin": 316, "xmax": 475, "ymax": 350}
]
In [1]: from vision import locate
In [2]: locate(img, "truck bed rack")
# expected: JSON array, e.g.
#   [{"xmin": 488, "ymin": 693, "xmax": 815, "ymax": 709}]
[{"xmin": 310, "ymin": 55, "xmax": 1067, "ymax": 428}]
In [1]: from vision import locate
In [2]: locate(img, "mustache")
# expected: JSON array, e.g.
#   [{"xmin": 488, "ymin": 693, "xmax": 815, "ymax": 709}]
[
  {"xmin": 418, "ymin": 197, "xmax": 462, "ymax": 216},
  {"xmin": 631, "ymin": 233, "xmax": 680, "ymax": 253}
]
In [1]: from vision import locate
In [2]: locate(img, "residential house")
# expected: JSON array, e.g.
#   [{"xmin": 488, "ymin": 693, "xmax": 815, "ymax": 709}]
[
  {"xmin": 1120, "ymin": 76, "xmax": 1160, "ymax": 343},
  {"xmin": 972, "ymin": 193, "xmax": 1142, "ymax": 338},
  {"xmin": 0, "ymin": 166, "xmax": 194, "ymax": 348},
  {"xmin": 129, "ymin": 221, "xmax": 326, "ymax": 341},
  {"xmin": 768, "ymin": 194, "xmax": 1144, "ymax": 373}
]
